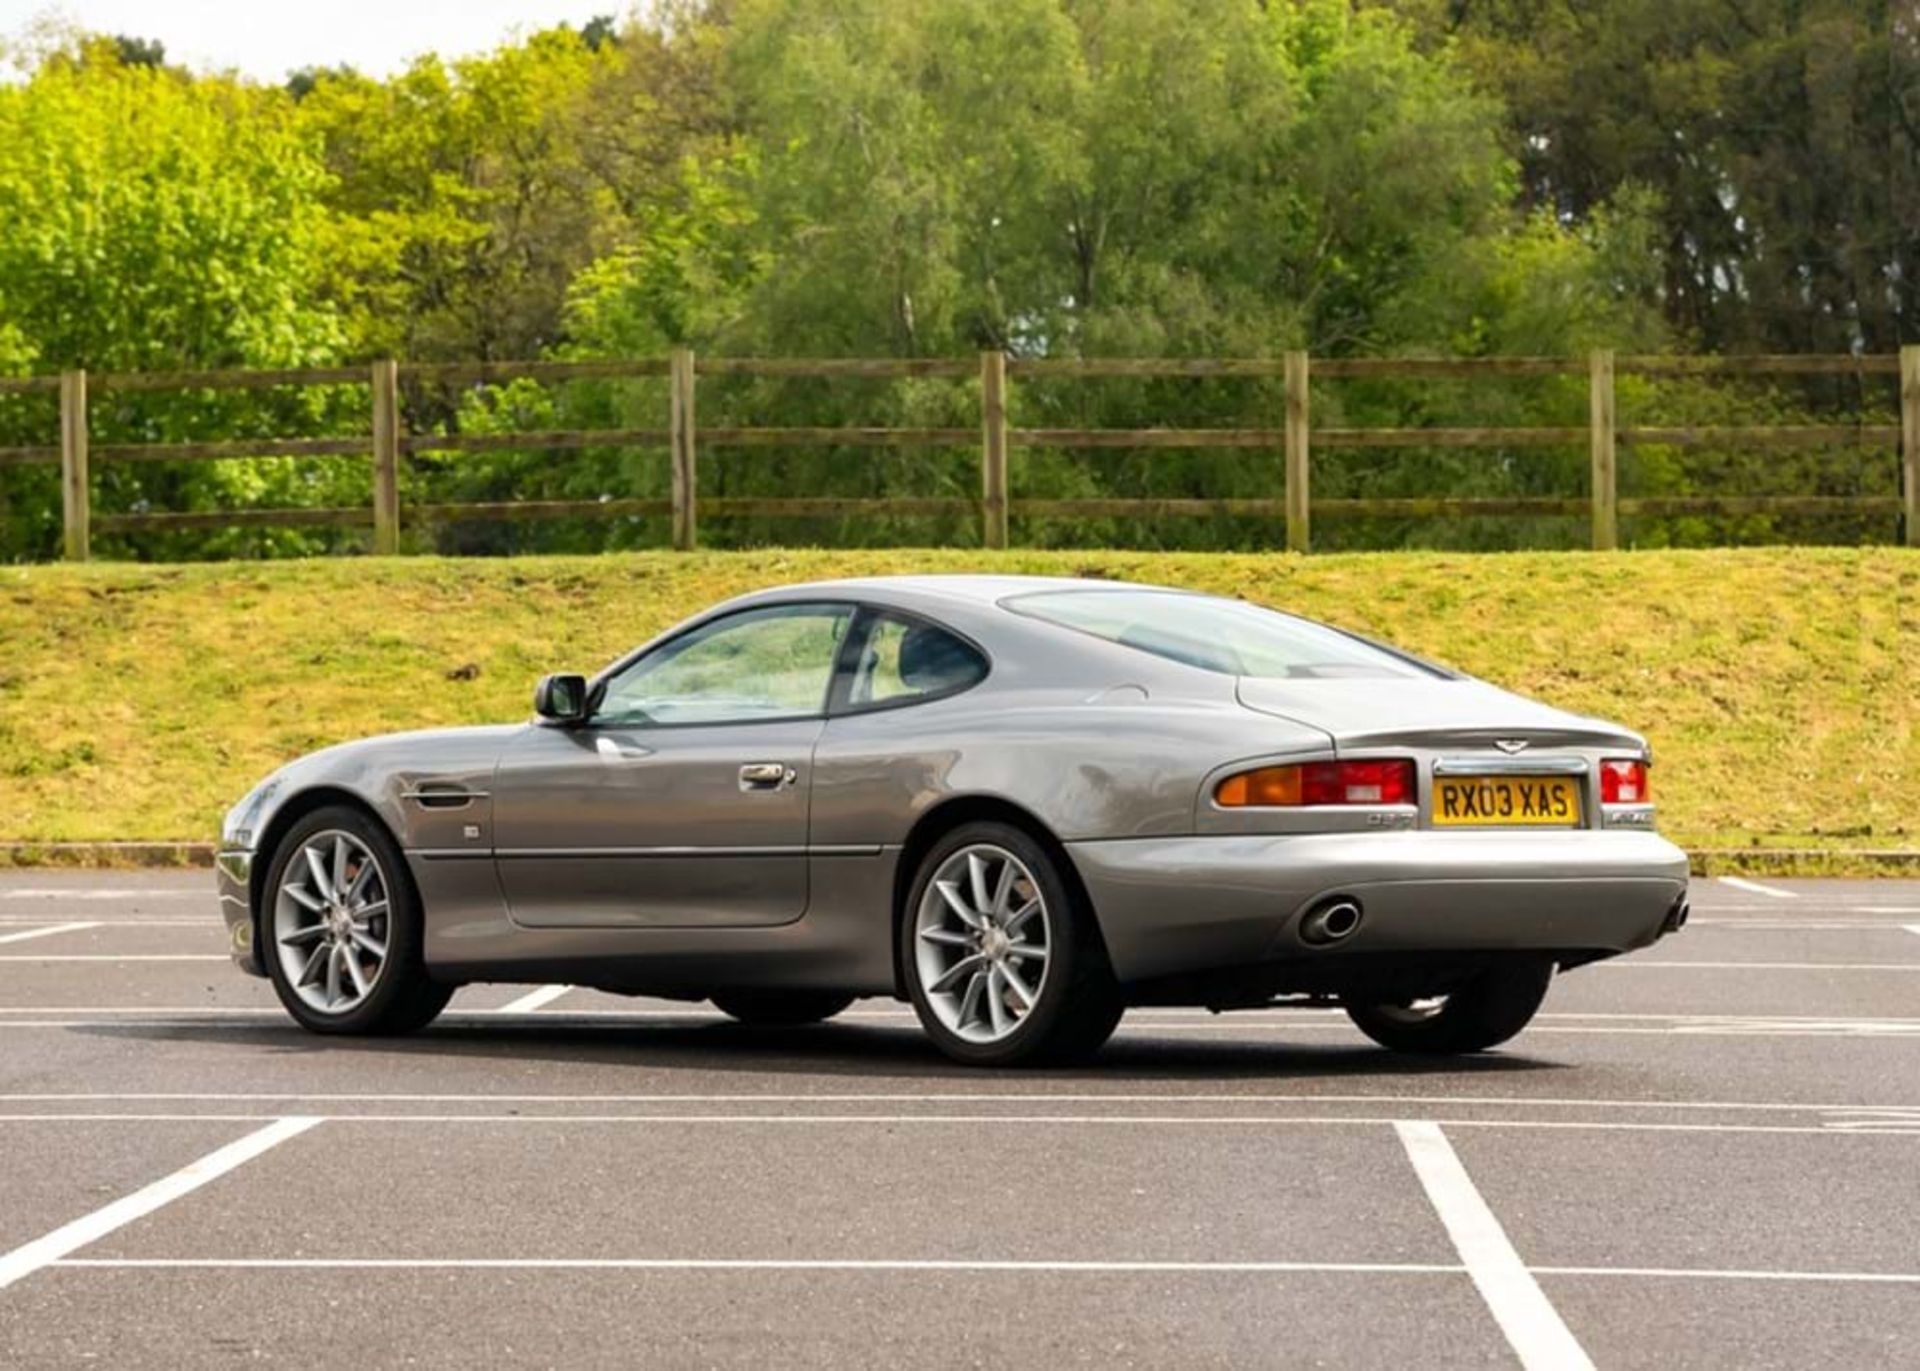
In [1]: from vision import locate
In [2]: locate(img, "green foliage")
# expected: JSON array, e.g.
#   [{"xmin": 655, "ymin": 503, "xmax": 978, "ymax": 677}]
[
  {"xmin": 568, "ymin": 0, "xmax": 1596, "ymax": 363},
  {"xmin": 1393, "ymin": 0, "xmax": 1920, "ymax": 355},
  {"xmin": 0, "ymin": 3, "xmax": 1907, "ymax": 559},
  {"xmin": 291, "ymin": 17, "xmax": 725, "ymax": 365},
  {"xmin": 561, "ymin": 147, "xmax": 768, "ymax": 355},
  {"xmin": 107, "ymin": 35, "xmax": 165, "ymax": 68},
  {"xmin": 0, "ymin": 42, "xmax": 338, "ymax": 371},
  {"xmin": 0, "ymin": 36, "xmax": 357, "ymax": 558},
  {"xmin": 531, "ymin": 0, "xmax": 1675, "ymax": 554}
]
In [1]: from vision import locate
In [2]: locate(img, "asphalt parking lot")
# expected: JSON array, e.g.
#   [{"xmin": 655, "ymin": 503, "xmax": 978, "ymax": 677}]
[{"xmin": 0, "ymin": 871, "xmax": 1916, "ymax": 1367}]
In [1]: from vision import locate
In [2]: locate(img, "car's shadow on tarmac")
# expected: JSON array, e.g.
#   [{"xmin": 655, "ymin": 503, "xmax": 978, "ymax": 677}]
[{"xmin": 79, "ymin": 1015, "xmax": 1565, "ymax": 1083}]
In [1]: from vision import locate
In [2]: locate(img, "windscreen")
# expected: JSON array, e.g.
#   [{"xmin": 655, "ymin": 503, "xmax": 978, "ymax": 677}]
[{"xmin": 1008, "ymin": 589, "xmax": 1438, "ymax": 680}]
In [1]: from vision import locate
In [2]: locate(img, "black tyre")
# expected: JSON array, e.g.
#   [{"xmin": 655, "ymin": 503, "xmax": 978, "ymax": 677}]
[
  {"xmin": 901, "ymin": 821, "xmax": 1124, "ymax": 1067},
  {"xmin": 261, "ymin": 805, "xmax": 452, "ymax": 1035},
  {"xmin": 710, "ymin": 990, "xmax": 856, "ymax": 1026},
  {"xmin": 1343, "ymin": 959, "xmax": 1554, "ymax": 1054}
]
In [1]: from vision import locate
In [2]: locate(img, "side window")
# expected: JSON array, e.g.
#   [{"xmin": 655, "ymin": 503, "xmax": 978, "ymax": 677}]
[
  {"xmin": 847, "ymin": 613, "xmax": 987, "ymax": 708},
  {"xmin": 595, "ymin": 603, "xmax": 852, "ymax": 726}
]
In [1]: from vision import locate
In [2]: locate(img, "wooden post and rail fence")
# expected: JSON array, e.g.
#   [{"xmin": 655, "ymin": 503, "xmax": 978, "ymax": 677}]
[{"xmin": 2, "ymin": 348, "xmax": 1916, "ymax": 560}]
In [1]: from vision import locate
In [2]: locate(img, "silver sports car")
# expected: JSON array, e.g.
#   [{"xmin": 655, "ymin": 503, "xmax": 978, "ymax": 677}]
[{"xmin": 217, "ymin": 575, "xmax": 1690, "ymax": 1065}]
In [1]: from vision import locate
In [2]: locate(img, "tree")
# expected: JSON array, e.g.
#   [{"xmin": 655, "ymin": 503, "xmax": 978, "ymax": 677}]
[
  {"xmin": 0, "ymin": 37, "xmax": 351, "ymax": 559},
  {"xmin": 1392, "ymin": 0, "xmax": 1920, "ymax": 353},
  {"xmin": 6, "ymin": 2, "xmax": 1883, "ymax": 559},
  {"xmin": 547, "ymin": 0, "xmax": 1663, "ymax": 551},
  {"xmin": 569, "ymin": 0, "xmax": 1645, "ymax": 364},
  {"xmin": 291, "ymin": 18, "xmax": 725, "ymax": 364},
  {"xmin": 110, "ymin": 34, "xmax": 165, "ymax": 68}
]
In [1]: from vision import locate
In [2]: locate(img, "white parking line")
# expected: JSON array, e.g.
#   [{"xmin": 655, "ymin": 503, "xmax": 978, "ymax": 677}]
[
  {"xmin": 1534, "ymin": 1265, "xmax": 1920, "ymax": 1286},
  {"xmin": 2, "ymin": 1019, "xmax": 1917, "ymax": 1038},
  {"xmin": 0, "ymin": 890, "xmax": 191, "ymax": 901},
  {"xmin": 0, "ymin": 998, "xmax": 278, "ymax": 1006},
  {"xmin": 6, "ymin": 1111, "xmax": 1906, "ymax": 1137},
  {"xmin": 51, "ymin": 1256, "xmax": 1462, "ymax": 1275},
  {"xmin": 7, "ymin": 1013, "xmax": 1904, "ymax": 1036},
  {"xmin": 0, "ymin": 1116, "xmax": 320, "ymax": 1291},
  {"xmin": 1394, "ymin": 1121, "xmax": 1593, "ymax": 1370},
  {"xmin": 1596, "ymin": 960, "xmax": 1920, "ymax": 971},
  {"xmin": 45, "ymin": 1257, "xmax": 1920, "ymax": 1285},
  {"xmin": 0, "ymin": 955, "xmax": 227, "ymax": 963},
  {"xmin": 0, "ymin": 922, "xmax": 98, "ymax": 945},
  {"xmin": 0, "ymin": 918, "xmax": 207, "ymax": 927},
  {"xmin": 1689, "ymin": 919, "xmax": 1919, "ymax": 929},
  {"xmin": 0, "ymin": 1088, "xmax": 1912, "ymax": 1112},
  {"xmin": 1905, "ymin": 925, "xmax": 1920, "ymax": 939},
  {"xmin": 493, "ymin": 985, "xmax": 574, "ymax": 1014},
  {"xmin": 7, "ymin": 1008, "xmax": 1920, "ymax": 1039},
  {"xmin": 1717, "ymin": 877, "xmax": 1797, "ymax": 899},
  {"xmin": 1818, "ymin": 1107, "xmax": 1920, "ymax": 1131}
]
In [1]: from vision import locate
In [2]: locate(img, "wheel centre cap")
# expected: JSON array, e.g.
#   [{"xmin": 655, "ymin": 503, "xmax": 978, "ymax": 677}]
[{"xmin": 981, "ymin": 927, "xmax": 1010, "ymax": 960}]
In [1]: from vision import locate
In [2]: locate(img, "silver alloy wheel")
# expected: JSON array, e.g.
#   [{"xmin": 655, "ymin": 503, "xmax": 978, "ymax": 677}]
[
  {"xmin": 914, "ymin": 843, "xmax": 1051, "ymax": 1044},
  {"xmin": 273, "ymin": 830, "xmax": 391, "ymax": 1015}
]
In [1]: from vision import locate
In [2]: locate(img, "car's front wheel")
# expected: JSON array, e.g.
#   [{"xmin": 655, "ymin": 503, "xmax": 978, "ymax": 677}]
[
  {"xmin": 1342, "ymin": 959, "xmax": 1553, "ymax": 1054},
  {"xmin": 262, "ymin": 806, "xmax": 452, "ymax": 1035},
  {"xmin": 901, "ymin": 822, "xmax": 1124, "ymax": 1067}
]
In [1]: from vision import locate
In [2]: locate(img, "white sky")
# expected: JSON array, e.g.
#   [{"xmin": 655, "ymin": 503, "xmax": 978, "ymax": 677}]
[{"xmin": 2, "ymin": 2, "xmax": 630, "ymax": 80}]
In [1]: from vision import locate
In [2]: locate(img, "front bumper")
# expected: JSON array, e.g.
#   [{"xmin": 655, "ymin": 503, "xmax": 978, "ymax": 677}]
[
  {"xmin": 215, "ymin": 849, "xmax": 265, "ymax": 976},
  {"xmin": 1067, "ymin": 829, "xmax": 1689, "ymax": 984}
]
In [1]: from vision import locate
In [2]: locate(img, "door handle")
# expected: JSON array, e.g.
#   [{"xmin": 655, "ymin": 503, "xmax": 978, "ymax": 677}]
[{"xmin": 739, "ymin": 762, "xmax": 795, "ymax": 790}]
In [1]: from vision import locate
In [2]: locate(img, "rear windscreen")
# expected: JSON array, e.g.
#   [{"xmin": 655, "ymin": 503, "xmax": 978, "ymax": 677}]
[{"xmin": 1007, "ymin": 589, "xmax": 1438, "ymax": 680}]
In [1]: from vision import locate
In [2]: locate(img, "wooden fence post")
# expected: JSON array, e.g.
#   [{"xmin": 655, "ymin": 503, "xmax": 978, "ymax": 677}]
[
  {"xmin": 59, "ymin": 369, "xmax": 88, "ymax": 562},
  {"xmin": 1902, "ymin": 344, "xmax": 1920, "ymax": 548},
  {"xmin": 1284, "ymin": 350, "xmax": 1310, "ymax": 553},
  {"xmin": 670, "ymin": 346, "xmax": 697, "ymax": 551},
  {"xmin": 1589, "ymin": 349, "xmax": 1618, "ymax": 550},
  {"xmin": 980, "ymin": 350, "xmax": 1009, "ymax": 549},
  {"xmin": 370, "ymin": 359, "xmax": 401, "ymax": 555}
]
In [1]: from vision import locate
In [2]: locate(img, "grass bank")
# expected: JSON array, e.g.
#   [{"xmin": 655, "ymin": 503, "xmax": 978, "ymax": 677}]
[{"xmin": 1, "ymin": 548, "xmax": 1912, "ymax": 866}]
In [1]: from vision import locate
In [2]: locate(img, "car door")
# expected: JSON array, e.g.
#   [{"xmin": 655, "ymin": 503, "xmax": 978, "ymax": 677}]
[{"xmin": 491, "ymin": 601, "xmax": 855, "ymax": 928}]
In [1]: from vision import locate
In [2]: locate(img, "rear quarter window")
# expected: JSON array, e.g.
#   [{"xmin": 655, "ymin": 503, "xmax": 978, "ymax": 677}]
[{"xmin": 846, "ymin": 613, "xmax": 988, "ymax": 708}]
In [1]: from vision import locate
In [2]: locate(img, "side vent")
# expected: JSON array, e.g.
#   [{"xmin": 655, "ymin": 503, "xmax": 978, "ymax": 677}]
[{"xmin": 405, "ymin": 784, "xmax": 484, "ymax": 811}]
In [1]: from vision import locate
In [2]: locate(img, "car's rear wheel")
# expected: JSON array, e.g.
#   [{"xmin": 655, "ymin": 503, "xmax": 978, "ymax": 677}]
[
  {"xmin": 263, "ymin": 806, "xmax": 451, "ymax": 1035},
  {"xmin": 902, "ymin": 822, "xmax": 1124, "ymax": 1067},
  {"xmin": 710, "ymin": 990, "xmax": 855, "ymax": 1026},
  {"xmin": 1342, "ymin": 959, "xmax": 1553, "ymax": 1054}
]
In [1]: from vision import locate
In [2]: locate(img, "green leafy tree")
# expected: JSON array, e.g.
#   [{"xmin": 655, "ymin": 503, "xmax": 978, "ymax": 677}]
[
  {"xmin": 0, "ymin": 37, "xmax": 353, "ymax": 559},
  {"xmin": 0, "ymin": 2, "xmax": 1894, "ymax": 557},
  {"xmin": 1392, "ymin": 0, "xmax": 1920, "ymax": 353},
  {"xmin": 293, "ymin": 18, "xmax": 725, "ymax": 364},
  {"xmin": 553, "ymin": 0, "xmax": 1661, "ymax": 550}
]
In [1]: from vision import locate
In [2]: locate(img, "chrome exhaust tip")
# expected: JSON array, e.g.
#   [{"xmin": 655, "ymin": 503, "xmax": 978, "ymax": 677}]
[
  {"xmin": 1300, "ymin": 898, "xmax": 1364, "ymax": 947},
  {"xmin": 1663, "ymin": 899, "xmax": 1690, "ymax": 935}
]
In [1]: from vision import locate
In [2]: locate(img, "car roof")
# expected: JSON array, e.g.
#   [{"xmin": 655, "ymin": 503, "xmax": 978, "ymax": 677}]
[
  {"xmin": 587, "ymin": 574, "xmax": 1223, "ymax": 693},
  {"xmin": 732, "ymin": 573, "xmax": 1200, "ymax": 611}
]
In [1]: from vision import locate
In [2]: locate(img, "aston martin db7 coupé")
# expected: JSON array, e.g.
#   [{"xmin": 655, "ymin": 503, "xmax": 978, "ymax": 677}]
[{"xmin": 217, "ymin": 575, "xmax": 1690, "ymax": 1065}]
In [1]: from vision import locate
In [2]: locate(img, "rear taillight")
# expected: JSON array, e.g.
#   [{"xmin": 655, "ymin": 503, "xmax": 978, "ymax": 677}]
[
  {"xmin": 1599, "ymin": 758, "xmax": 1649, "ymax": 804},
  {"xmin": 1215, "ymin": 760, "xmax": 1414, "ymax": 808}
]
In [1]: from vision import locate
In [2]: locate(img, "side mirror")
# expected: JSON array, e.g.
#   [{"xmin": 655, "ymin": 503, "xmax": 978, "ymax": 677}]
[{"xmin": 533, "ymin": 673, "xmax": 590, "ymax": 725}]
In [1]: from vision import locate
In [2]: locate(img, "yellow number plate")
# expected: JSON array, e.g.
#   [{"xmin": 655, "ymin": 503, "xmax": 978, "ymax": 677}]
[{"xmin": 1433, "ymin": 775, "xmax": 1581, "ymax": 827}]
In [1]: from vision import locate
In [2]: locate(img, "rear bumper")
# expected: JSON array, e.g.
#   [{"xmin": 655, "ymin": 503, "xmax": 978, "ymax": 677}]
[
  {"xmin": 215, "ymin": 849, "xmax": 266, "ymax": 977},
  {"xmin": 1066, "ymin": 829, "xmax": 1689, "ymax": 984}
]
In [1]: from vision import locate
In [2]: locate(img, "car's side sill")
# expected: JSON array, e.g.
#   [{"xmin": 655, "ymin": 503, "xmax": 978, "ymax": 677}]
[{"xmin": 412, "ymin": 844, "xmax": 884, "ymax": 860}]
